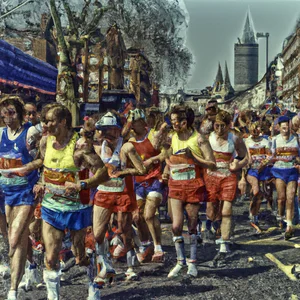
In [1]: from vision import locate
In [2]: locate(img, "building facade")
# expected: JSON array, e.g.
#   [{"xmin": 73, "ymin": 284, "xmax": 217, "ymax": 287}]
[{"xmin": 281, "ymin": 28, "xmax": 300, "ymax": 107}]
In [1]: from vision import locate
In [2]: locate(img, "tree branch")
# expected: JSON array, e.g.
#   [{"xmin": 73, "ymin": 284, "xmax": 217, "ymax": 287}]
[{"xmin": 61, "ymin": 0, "xmax": 78, "ymax": 37}]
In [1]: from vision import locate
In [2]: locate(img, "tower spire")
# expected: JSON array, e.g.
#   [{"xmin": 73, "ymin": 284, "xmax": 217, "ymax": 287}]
[
  {"xmin": 213, "ymin": 63, "xmax": 223, "ymax": 92},
  {"xmin": 241, "ymin": 9, "xmax": 257, "ymax": 44},
  {"xmin": 224, "ymin": 61, "xmax": 235, "ymax": 95}
]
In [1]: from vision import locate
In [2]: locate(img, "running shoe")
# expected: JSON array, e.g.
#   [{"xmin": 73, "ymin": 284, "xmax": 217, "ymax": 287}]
[
  {"xmin": 87, "ymin": 283, "xmax": 101, "ymax": 300},
  {"xmin": 7, "ymin": 290, "xmax": 17, "ymax": 300},
  {"xmin": 151, "ymin": 251, "xmax": 165, "ymax": 263},
  {"xmin": 136, "ymin": 243, "xmax": 154, "ymax": 263},
  {"xmin": 187, "ymin": 261, "xmax": 198, "ymax": 278},
  {"xmin": 167, "ymin": 262, "xmax": 187, "ymax": 278},
  {"xmin": 125, "ymin": 268, "xmax": 138, "ymax": 281},
  {"xmin": 284, "ymin": 230, "xmax": 295, "ymax": 240}
]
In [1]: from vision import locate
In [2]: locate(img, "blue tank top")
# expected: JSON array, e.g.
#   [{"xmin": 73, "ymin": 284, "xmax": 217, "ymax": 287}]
[{"xmin": 0, "ymin": 123, "xmax": 38, "ymax": 191}]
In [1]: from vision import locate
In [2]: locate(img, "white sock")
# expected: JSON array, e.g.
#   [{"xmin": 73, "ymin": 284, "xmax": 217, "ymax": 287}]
[
  {"xmin": 8, "ymin": 290, "xmax": 17, "ymax": 298},
  {"xmin": 286, "ymin": 220, "xmax": 293, "ymax": 227},
  {"xmin": 220, "ymin": 243, "xmax": 230, "ymax": 253},
  {"xmin": 154, "ymin": 245, "xmax": 162, "ymax": 252}
]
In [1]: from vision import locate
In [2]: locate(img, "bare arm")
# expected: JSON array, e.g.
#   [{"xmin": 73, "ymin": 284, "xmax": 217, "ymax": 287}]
[
  {"xmin": 230, "ymin": 136, "xmax": 249, "ymax": 171},
  {"xmin": 74, "ymin": 144, "xmax": 109, "ymax": 189},
  {"xmin": 192, "ymin": 134, "xmax": 216, "ymax": 170},
  {"xmin": 112, "ymin": 142, "xmax": 147, "ymax": 177}
]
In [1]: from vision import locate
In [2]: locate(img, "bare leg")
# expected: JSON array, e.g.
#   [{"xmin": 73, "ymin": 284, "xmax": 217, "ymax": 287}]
[
  {"xmin": 286, "ymin": 181, "xmax": 297, "ymax": 232},
  {"xmin": 70, "ymin": 228, "xmax": 88, "ymax": 266},
  {"xmin": 247, "ymin": 175, "xmax": 261, "ymax": 217},
  {"xmin": 6, "ymin": 205, "xmax": 35, "ymax": 291},
  {"xmin": 93, "ymin": 206, "xmax": 112, "ymax": 244},
  {"xmin": 220, "ymin": 201, "xmax": 232, "ymax": 241},
  {"xmin": 42, "ymin": 221, "xmax": 64, "ymax": 270},
  {"xmin": 170, "ymin": 198, "xmax": 184, "ymax": 236},
  {"xmin": 185, "ymin": 203, "xmax": 200, "ymax": 235},
  {"xmin": 132, "ymin": 200, "xmax": 151, "ymax": 242},
  {"xmin": 144, "ymin": 197, "xmax": 162, "ymax": 247},
  {"xmin": 275, "ymin": 179, "xmax": 286, "ymax": 220}
]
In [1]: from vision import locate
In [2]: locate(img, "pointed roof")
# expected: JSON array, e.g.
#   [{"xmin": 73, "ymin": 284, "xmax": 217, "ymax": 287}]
[
  {"xmin": 215, "ymin": 62, "xmax": 224, "ymax": 84},
  {"xmin": 241, "ymin": 9, "xmax": 257, "ymax": 44},
  {"xmin": 224, "ymin": 61, "xmax": 235, "ymax": 95},
  {"xmin": 213, "ymin": 63, "xmax": 223, "ymax": 93}
]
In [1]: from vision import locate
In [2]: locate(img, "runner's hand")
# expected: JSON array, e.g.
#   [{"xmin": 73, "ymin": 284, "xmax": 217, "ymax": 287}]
[
  {"xmin": 65, "ymin": 181, "xmax": 80, "ymax": 196},
  {"xmin": 162, "ymin": 173, "xmax": 169, "ymax": 183}
]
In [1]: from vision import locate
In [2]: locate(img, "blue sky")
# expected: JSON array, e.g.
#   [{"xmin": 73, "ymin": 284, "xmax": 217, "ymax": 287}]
[{"xmin": 184, "ymin": 0, "xmax": 300, "ymax": 89}]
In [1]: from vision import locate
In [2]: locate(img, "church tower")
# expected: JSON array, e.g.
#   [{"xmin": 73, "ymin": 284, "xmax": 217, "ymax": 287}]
[{"xmin": 234, "ymin": 9, "xmax": 259, "ymax": 92}]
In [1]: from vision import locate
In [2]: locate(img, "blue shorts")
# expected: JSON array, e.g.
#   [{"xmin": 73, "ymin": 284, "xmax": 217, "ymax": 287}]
[
  {"xmin": 4, "ymin": 186, "xmax": 35, "ymax": 207},
  {"xmin": 271, "ymin": 168, "xmax": 298, "ymax": 183},
  {"xmin": 247, "ymin": 167, "xmax": 272, "ymax": 181},
  {"xmin": 41, "ymin": 206, "xmax": 92, "ymax": 231},
  {"xmin": 135, "ymin": 179, "xmax": 165, "ymax": 200}
]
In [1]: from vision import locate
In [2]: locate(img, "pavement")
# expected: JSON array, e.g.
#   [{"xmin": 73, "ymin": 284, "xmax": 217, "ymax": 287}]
[{"xmin": 1, "ymin": 200, "xmax": 300, "ymax": 299}]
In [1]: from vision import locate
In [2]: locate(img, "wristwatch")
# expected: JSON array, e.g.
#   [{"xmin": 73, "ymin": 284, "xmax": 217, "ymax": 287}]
[{"xmin": 80, "ymin": 181, "xmax": 88, "ymax": 190}]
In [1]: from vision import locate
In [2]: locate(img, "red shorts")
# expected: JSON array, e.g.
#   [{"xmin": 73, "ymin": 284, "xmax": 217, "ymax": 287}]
[
  {"xmin": 94, "ymin": 191, "xmax": 137, "ymax": 213},
  {"xmin": 168, "ymin": 177, "xmax": 205, "ymax": 204},
  {"xmin": 204, "ymin": 173, "xmax": 237, "ymax": 202}
]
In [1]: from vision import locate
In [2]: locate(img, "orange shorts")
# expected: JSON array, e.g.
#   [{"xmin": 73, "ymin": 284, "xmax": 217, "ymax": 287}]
[
  {"xmin": 94, "ymin": 191, "xmax": 137, "ymax": 213},
  {"xmin": 168, "ymin": 178, "xmax": 205, "ymax": 204},
  {"xmin": 204, "ymin": 173, "xmax": 237, "ymax": 202}
]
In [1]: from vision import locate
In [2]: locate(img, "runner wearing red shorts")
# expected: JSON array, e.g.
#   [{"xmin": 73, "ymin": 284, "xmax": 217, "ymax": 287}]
[
  {"xmin": 93, "ymin": 112, "xmax": 146, "ymax": 283},
  {"xmin": 165, "ymin": 106, "xmax": 216, "ymax": 278},
  {"xmin": 205, "ymin": 111, "xmax": 248, "ymax": 264}
]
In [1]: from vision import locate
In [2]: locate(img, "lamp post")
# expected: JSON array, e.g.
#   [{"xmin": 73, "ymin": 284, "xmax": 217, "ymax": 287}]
[{"xmin": 257, "ymin": 32, "xmax": 270, "ymax": 99}]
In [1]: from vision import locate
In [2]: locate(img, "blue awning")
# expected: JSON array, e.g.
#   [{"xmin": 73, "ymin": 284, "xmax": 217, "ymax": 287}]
[{"xmin": 0, "ymin": 39, "xmax": 57, "ymax": 95}]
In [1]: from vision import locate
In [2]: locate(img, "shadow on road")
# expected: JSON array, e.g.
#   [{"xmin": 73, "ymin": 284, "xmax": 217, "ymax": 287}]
[{"xmin": 102, "ymin": 284, "xmax": 215, "ymax": 299}]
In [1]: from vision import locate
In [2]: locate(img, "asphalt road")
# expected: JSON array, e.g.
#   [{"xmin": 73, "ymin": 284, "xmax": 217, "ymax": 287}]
[{"xmin": 1, "ymin": 200, "xmax": 300, "ymax": 300}]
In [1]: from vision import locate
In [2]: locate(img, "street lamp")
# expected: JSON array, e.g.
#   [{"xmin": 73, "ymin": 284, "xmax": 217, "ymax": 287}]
[{"xmin": 257, "ymin": 32, "xmax": 270, "ymax": 99}]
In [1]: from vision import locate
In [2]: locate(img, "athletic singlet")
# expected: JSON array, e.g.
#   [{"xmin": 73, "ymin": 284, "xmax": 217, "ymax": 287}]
[
  {"xmin": 131, "ymin": 129, "xmax": 161, "ymax": 183},
  {"xmin": 42, "ymin": 132, "xmax": 90, "ymax": 212},
  {"xmin": 208, "ymin": 131, "xmax": 235, "ymax": 177},
  {"xmin": 244, "ymin": 136, "xmax": 271, "ymax": 170},
  {"xmin": 272, "ymin": 134, "xmax": 300, "ymax": 169},
  {"xmin": 97, "ymin": 137, "xmax": 125, "ymax": 193},
  {"xmin": 0, "ymin": 123, "xmax": 38, "ymax": 190},
  {"xmin": 169, "ymin": 130, "xmax": 202, "ymax": 181}
]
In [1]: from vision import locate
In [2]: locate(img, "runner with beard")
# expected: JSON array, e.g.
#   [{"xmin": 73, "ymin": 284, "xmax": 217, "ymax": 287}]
[
  {"xmin": 244, "ymin": 122, "xmax": 272, "ymax": 233},
  {"xmin": 271, "ymin": 115, "xmax": 300, "ymax": 239},
  {"xmin": 165, "ymin": 105, "xmax": 216, "ymax": 278},
  {"xmin": 16, "ymin": 104, "xmax": 108, "ymax": 300},
  {"xmin": 204, "ymin": 111, "xmax": 248, "ymax": 264},
  {"xmin": 0, "ymin": 96, "xmax": 39, "ymax": 300},
  {"xmin": 92, "ymin": 112, "xmax": 147, "ymax": 285},
  {"xmin": 125, "ymin": 108, "xmax": 166, "ymax": 263}
]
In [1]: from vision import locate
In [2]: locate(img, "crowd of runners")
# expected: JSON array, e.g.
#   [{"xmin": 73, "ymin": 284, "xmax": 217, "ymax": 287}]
[{"xmin": 0, "ymin": 95, "xmax": 299, "ymax": 300}]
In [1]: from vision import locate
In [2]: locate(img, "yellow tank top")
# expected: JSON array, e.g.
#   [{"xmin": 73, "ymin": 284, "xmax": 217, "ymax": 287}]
[
  {"xmin": 171, "ymin": 130, "xmax": 203, "ymax": 158},
  {"xmin": 44, "ymin": 132, "xmax": 78, "ymax": 171},
  {"xmin": 42, "ymin": 132, "xmax": 89, "ymax": 212}
]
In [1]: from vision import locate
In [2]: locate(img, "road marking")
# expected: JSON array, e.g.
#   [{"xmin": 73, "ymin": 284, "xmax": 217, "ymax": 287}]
[
  {"xmin": 265, "ymin": 253, "xmax": 297, "ymax": 281},
  {"xmin": 238, "ymin": 238, "xmax": 294, "ymax": 246}
]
